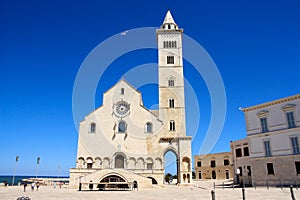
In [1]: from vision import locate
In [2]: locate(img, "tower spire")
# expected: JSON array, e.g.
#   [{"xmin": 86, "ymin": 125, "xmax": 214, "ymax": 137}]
[
  {"xmin": 161, "ymin": 10, "xmax": 178, "ymax": 30},
  {"xmin": 163, "ymin": 10, "xmax": 176, "ymax": 25}
]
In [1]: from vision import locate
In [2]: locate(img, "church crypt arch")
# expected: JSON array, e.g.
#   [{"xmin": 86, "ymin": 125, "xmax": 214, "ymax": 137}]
[{"xmin": 98, "ymin": 174, "xmax": 129, "ymax": 190}]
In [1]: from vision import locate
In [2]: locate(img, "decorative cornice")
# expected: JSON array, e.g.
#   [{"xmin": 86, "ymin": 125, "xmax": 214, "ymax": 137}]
[{"xmin": 241, "ymin": 94, "xmax": 300, "ymax": 112}]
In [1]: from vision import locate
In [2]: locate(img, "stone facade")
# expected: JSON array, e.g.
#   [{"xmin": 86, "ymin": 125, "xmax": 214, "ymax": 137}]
[
  {"xmin": 69, "ymin": 11, "xmax": 192, "ymax": 189},
  {"xmin": 230, "ymin": 139, "xmax": 251, "ymax": 185},
  {"xmin": 194, "ymin": 152, "xmax": 233, "ymax": 180},
  {"xmin": 232, "ymin": 94, "xmax": 300, "ymax": 186}
]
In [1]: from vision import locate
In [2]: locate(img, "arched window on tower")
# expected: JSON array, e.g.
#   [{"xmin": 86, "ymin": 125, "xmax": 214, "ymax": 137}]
[
  {"xmin": 171, "ymin": 41, "xmax": 177, "ymax": 48},
  {"xmin": 169, "ymin": 99, "xmax": 174, "ymax": 108},
  {"xmin": 170, "ymin": 120, "xmax": 175, "ymax": 131},
  {"xmin": 89, "ymin": 122, "xmax": 96, "ymax": 133},
  {"xmin": 168, "ymin": 79, "xmax": 174, "ymax": 87},
  {"xmin": 163, "ymin": 41, "xmax": 167, "ymax": 48},
  {"xmin": 167, "ymin": 56, "xmax": 174, "ymax": 64},
  {"xmin": 118, "ymin": 121, "xmax": 127, "ymax": 133},
  {"xmin": 145, "ymin": 122, "xmax": 153, "ymax": 133}
]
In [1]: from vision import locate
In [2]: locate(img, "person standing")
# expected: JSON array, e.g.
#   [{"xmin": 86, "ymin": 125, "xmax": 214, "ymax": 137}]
[
  {"xmin": 36, "ymin": 182, "xmax": 40, "ymax": 191},
  {"xmin": 31, "ymin": 182, "xmax": 35, "ymax": 191}
]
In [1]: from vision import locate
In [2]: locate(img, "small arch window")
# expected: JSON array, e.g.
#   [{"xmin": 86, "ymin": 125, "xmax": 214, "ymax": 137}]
[
  {"xmin": 169, "ymin": 120, "xmax": 175, "ymax": 131},
  {"xmin": 169, "ymin": 99, "xmax": 174, "ymax": 108},
  {"xmin": 121, "ymin": 88, "xmax": 125, "ymax": 95},
  {"xmin": 171, "ymin": 41, "xmax": 177, "ymax": 48},
  {"xmin": 223, "ymin": 158, "xmax": 230, "ymax": 166},
  {"xmin": 89, "ymin": 123, "xmax": 96, "ymax": 133},
  {"xmin": 211, "ymin": 160, "xmax": 216, "ymax": 168},
  {"xmin": 167, "ymin": 56, "xmax": 174, "ymax": 64},
  {"xmin": 118, "ymin": 121, "xmax": 127, "ymax": 133},
  {"xmin": 145, "ymin": 122, "xmax": 153, "ymax": 133},
  {"xmin": 163, "ymin": 41, "xmax": 177, "ymax": 48},
  {"xmin": 168, "ymin": 79, "xmax": 174, "ymax": 87}
]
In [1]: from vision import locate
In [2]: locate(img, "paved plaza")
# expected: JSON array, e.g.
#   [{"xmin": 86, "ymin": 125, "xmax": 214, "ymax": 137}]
[{"xmin": 1, "ymin": 181, "xmax": 300, "ymax": 200}]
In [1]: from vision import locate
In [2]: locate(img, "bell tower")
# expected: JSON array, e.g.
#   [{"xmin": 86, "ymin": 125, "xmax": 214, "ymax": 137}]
[
  {"xmin": 157, "ymin": 10, "xmax": 192, "ymax": 185},
  {"xmin": 157, "ymin": 10, "xmax": 186, "ymax": 137}
]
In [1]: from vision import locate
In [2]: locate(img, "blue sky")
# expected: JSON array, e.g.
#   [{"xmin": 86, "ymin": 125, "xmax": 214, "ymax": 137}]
[{"xmin": 0, "ymin": 0, "xmax": 299, "ymax": 176}]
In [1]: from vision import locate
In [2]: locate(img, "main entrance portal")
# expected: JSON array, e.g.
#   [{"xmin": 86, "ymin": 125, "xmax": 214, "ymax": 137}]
[{"xmin": 115, "ymin": 155, "xmax": 124, "ymax": 168}]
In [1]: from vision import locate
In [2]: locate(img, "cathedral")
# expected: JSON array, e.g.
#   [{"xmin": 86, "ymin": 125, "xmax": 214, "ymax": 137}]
[{"xmin": 69, "ymin": 10, "xmax": 192, "ymax": 189}]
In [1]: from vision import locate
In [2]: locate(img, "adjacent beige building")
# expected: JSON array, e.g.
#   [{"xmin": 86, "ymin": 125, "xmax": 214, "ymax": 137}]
[
  {"xmin": 232, "ymin": 94, "xmax": 300, "ymax": 186},
  {"xmin": 230, "ymin": 139, "xmax": 251, "ymax": 185},
  {"xmin": 194, "ymin": 152, "xmax": 233, "ymax": 180},
  {"xmin": 69, "ymin": 11, "xmax": 192, "ymax": 189}
]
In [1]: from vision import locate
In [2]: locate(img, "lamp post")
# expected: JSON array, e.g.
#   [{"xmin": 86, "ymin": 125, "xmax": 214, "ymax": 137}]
[
  {"xmin": 12, "ymin": 156, "xmax": 19, "ymax": 186},
  {"xmin": 57, "ymin": 164, "xmax": 60, "ymax": 178},
  {"xmin": 35, "ymin": 157, "xmax": 40, "ymax": 178}
]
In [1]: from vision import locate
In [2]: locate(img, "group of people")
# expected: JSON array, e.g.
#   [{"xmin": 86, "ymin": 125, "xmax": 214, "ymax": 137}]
[
  {"xmin": 23, "ymin": 182, "xmax": 39, "ymax": 192},
  {"xmin": 53, "ymin": 181, "xmax": 63, "ymax": 189}
]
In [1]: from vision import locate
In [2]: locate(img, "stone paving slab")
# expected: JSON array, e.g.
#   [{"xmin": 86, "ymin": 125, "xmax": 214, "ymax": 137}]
[{"xmin": 1, "ymin": 183, "xmax": 300, "ymax": 200}]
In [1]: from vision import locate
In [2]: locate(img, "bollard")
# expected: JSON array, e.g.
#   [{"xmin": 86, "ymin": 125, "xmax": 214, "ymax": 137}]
[
  {"xmin": 232, "ymin": 182, "xmax": 234, "ymax": 190},
  {"xmin": 242, "ymin": 188, "xmax": 246, "ymax": 200},
  {"xmin": 213, "ymin": 182, "xmax": 215, "ymax": 190},
  {"xmin": 280, "ymin": 180, "xmax": 283, "ymax": 190},
  {"xmin": 211, "ymin": 190, "xmax": 215, "ymax": 200},
  {"xmin": 223, "ymin": 182, "xmax": 224, "ymax": 190},
  {"xmin": 290, "ymin": 185, "xmax": 295, "ymax": 200},
  {"xmin": 254, "ymin": 181, "xmax": 256, "ymax": 190},
  {"xmin": 266, "ymin": 180, "xmax": 269, "ymax": 190}
]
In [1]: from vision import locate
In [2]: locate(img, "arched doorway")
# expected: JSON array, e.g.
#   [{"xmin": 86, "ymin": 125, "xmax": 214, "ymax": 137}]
[
  {"xmin": 115, "ymin": 155, "xmax": 124, "ymax": 168},
  {"xmin": 164, "ymin": 149, "xmax": 178, "ymax": 184},
  {"xmin": 225, "ymin": 170, "xmax": 229, "ymax": 179},
  {"xmin": 198, "ymin": 171, "xmax": 202, "ymax": 179},
  {"xmin": 147, "ymin": 177, "xmax": 158, "ymax": 184},
  {"xmin": 212, "ymin": 170, "xmax": 216, "ymax": 179}
]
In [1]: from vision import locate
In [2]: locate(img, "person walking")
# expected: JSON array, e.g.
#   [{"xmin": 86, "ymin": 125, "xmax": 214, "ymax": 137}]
[
  {"xmin": 23, "ymin": 182, "xmax": 27, "ymax": 192},
  {"xmin": 31, "ymin": 182, "xmax": 35, "ymax": 191}
]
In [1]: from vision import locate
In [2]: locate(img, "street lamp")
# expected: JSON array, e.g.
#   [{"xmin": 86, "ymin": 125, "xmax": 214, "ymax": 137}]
[
  {"xmin": 35, "ymin": 157, "xmax": 40, "ymax": 178},
  {"xmin": 12, "ymin": 156, "xmax": 19, "ymax": 186},
  {"xmin": 57, "ymin": 164, "xmax": 60, "ymax": 178}
]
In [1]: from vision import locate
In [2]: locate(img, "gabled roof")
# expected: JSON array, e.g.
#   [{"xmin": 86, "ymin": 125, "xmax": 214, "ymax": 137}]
[{"xmin": 81, "ymin": 79, "xmax": 162, "ymax": 122}]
